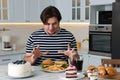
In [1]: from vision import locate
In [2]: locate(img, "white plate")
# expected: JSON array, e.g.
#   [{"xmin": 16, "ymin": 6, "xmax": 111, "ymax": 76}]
[
  {"xmin": 42, "ymin": 68, "xmax": 65, "ymax": 73},
  {"xmin": 59, "ymin": 73, "xmax": 85, "ymax": 80},
  {"xmin": 8, "ymin": 73, "xmax": 34, "ymax": 79}
]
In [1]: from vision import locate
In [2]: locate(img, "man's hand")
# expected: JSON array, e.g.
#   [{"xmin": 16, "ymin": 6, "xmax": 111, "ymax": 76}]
[{"xmin": 58, "ymin": 44, "xmax": 79, "ymax": 64}]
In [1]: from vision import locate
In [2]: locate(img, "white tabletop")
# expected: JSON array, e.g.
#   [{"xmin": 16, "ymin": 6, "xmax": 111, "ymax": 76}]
[
  {"xmin": 0, "ymin": 64, "xmax": 116, "ymax": 80},
  {"xmin": 0, "ymin": 64, "xmax": 86, "ymax": 80}
]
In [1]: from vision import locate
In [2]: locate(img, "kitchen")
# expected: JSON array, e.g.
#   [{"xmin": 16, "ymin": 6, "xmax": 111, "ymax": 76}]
[{"xmin": 0, "ymin": 0, "xmax": 119, "ymax": 79}]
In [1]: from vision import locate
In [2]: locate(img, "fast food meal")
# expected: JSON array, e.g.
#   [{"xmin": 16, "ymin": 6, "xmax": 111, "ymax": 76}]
[
  {"xmin": 41, "ymin": 59, "xmax": 68, "ymax": 72},
  {"xmin": 41, "ymin": 59, "xmax": 53, "ymax": 68},
  {"xmin": 54, "ymin": 60, "xmax": 68, "ymax": 68}
]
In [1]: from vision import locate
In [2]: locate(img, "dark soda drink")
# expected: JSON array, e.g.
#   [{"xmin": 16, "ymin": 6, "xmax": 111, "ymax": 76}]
[{"xmin": 73, "ymin": 60, "xmax": 83, "ymax": 71}]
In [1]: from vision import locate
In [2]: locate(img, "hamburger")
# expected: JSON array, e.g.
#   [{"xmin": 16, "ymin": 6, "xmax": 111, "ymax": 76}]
[
  {"xmin": 54, "ymin": 60, "xmax": 68, "ymax": 68},
  {"xmin": 41, "ymin": 59, "xmax": 53, "ymax": 68}
]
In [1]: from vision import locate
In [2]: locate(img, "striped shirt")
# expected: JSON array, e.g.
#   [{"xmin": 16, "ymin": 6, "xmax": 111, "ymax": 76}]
[{"xmin": 26, "ymin": 28, "xmax": 77, "ymax": 65}]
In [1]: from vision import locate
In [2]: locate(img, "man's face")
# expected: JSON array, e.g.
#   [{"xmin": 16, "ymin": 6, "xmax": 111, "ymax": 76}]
[{"xmin": 43, "ymin": 17, "xmax": 60, "ymax": 35}]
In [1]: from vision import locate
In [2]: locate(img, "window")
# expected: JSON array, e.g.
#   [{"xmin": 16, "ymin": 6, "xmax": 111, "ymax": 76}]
[
  {"xmin": 72, "ymin": 0, "xmax": 89, "ymax": 22},
  {"xmin": 72, "ymin": 0, "xmax": 81, "ymax": 20},
  {"xmin": 0, "ymin": 0, "xmax": 8, "ymax": 21}
]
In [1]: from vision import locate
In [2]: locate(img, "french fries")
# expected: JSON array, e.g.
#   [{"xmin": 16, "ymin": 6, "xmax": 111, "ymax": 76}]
[{"xmin": 43, "ymin": 65, "xmax": 65, "ymax": 71}]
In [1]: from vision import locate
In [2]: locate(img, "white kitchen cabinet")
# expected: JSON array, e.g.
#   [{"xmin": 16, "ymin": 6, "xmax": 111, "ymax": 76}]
[
  {"xmin": 39, "ymin": 0, "xmax": 55, "ymax": 12},
  {"xmin": 90, "ymin": 0, "xmax": 115, "ymax": 25},
  {"xmin": 0, "ymin": 0, "xmax": 15, "ymax": 22},
  {"xmin": 10, "ymin": 0, "xmax": 55, "ymax": 22},
  {"xmin": 39, "ymin": 0, "xmax": 55, "ymax": 22},
  {"xmin": 0, "ymin": 0, "xmax": 27, "ymax": 22},
  {"xmin": 90, "ymin": 0, "xmax": 115, "ymax": 5},
  {"xmin": 1, "ymin": 0, "xmax": 89, "ymax": 22},
  {"xmin": 0, "ymin": 0, "xmax": 8, "ymax": 22},
  {"xmin": 25, "ymin": 0, "xmax": 56, "ymax": 22},
  {"xmin": 10, "ymin": 0, "xmax": 40, "ymax": 22},
  {"xmin": 0, "ymin": 53, "xmax": 24, "ymax": 64},
  {"xmin": 24, "ymin": 0, "xmax": 40, "ymax": 22},
  {"xmin": 9, "ymin": 0, "xmax": 25, "ymax": 22},
  {"xmin": 71, "ymin": 0, "xmax": 90, "ymax": 22},
  {"xmin": 55, "ymin": 0, "xmax": 71, "ymax": 22},
  {"xmin": 53, "ymin": 0, "xmax": 90, "ymax": 22}
]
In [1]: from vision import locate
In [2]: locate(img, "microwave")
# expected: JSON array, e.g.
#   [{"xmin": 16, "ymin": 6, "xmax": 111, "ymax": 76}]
[{"xmin": 96, "ymin": 11, "xmax": 112, "ymax": 24}]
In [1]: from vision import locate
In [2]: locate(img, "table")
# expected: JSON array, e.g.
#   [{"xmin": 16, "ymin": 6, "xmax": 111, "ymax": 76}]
[
  {"xmin": 0, "ymin": 64, "xmax": 116, "ymax": 80},
  {"xmin": 0, "ymin": 64, "xmax": 85, "ymax": 80}
]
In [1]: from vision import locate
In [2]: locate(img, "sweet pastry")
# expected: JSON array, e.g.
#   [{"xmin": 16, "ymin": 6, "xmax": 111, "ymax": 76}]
[
  {"xmin": 97, "ymin": 65, "xmax": 117, "ymax": 77},
  {"xmin": 87, "ymin": 65, "xmax": 98, "ymax": 78},
  {"xmin": 97, "ymin": 65, "xmax": 106, "ymax": 77},
  {"xmin": 98, "ymin": 65, "xmax": 105, "ymax": 70},
  {"xmin": 105, "ymin": 66, "xmax": 117, "ymax": 76},
  {"xmin": 8, "ymin": 60, "xmax": 32, "ymax": 77},
  {"xmin": 87, "ymin": 65, "xmax": 96, "ymax": 70},
  {"xmin": 87, "ymin": 65, "xmax": 117, "ymax": 78},
  {"xmin": 65, "ymin": 65, "xmax": 77, "ymax": 78}
]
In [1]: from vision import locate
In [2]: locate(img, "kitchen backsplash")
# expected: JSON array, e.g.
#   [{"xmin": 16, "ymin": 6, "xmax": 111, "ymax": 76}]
[{"xmin": 0, "ymin": 23, "xmax": 89, "ymax": 51}]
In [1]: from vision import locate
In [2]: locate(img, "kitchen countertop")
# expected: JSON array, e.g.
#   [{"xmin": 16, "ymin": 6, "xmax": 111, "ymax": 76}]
[
  {"xmin": 0, "ymin": 49, "xmax": 25, "ymax": 56},
  {"xmin": 0, "ymin": 64, "xmax": 116, "ymax": 80},
  {"xmin": 0, "ymin": 49, "xmax": 88, "ymax": 56}
]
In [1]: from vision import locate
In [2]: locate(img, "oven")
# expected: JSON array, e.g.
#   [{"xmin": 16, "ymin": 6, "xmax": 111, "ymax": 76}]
[{"xmin": 89, "ymin": 26, "xmax": 112, "ymax": 57}]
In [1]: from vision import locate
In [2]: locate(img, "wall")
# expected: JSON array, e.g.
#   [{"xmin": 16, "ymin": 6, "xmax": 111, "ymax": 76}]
[{"xmin": 0, "ymin": 23, "xmax": 89, "ymax": 51}]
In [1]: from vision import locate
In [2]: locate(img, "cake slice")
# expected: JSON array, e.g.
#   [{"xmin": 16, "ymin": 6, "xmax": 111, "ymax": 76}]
[{"xmin": 65, "ymin": 65, "xmax": 77, "ymax": 78}]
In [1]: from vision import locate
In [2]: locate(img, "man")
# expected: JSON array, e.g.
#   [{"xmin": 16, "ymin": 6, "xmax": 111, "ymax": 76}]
[{"xmin": 24, "ymin": 6, "xmax": 79, "ymax": 65}]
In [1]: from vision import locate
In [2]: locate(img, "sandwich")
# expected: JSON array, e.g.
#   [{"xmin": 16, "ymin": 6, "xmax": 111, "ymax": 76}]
[
  {"xmin": 41, "ymin": 59, "xmax": 53, "ymax": 68},
  {"xmin": 54, "ymin": 60, "xmax": 68, "ymax": 68}
]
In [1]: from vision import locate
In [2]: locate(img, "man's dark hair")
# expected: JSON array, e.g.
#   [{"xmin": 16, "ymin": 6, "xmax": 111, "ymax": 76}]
[{"xmin": 40, "ymin": 6, "xmax": 62, "ymax": 24}]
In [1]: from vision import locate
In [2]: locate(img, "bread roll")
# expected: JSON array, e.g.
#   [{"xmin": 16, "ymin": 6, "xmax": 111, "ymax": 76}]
[
  {"xmin": 97, "ymin": 65, "xmax": 106, "ymax": 78},
  {"xmin": 42, "ymin": 59, "xmax": 53, "ymax": 65},
  {"xmin": 98, "ymin": 65, "xmax": 105, "ymax": 70},
  {"xmin": 105, "ymin": 66, "xmax": 117, "ymax": 76},
  {"xmin": 54, "ymin": 60, "xmax": 67, "ymax": 65},
  {"xmin": 98, "ymin": 68, "xmax": 106, "ymax": 76}
]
